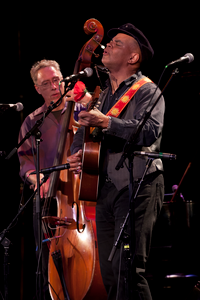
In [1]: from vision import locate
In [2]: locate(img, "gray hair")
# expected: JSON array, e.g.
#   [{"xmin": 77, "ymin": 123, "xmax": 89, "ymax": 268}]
[{"xmin": 30, "ymin": 59, "xmax": 62, "ymax": 84}]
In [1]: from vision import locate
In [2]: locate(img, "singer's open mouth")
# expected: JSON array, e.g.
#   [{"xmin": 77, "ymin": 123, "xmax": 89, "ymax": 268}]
[{"xmin": 103, "ymin": 50, "xmax": 108, "ymax": 56}]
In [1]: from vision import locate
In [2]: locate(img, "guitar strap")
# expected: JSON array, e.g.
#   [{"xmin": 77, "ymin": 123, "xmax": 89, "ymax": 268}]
[
  {"xmin": 106, "ymin": 77, "xmax": 152, "ymax": 117},
  {"xmin": 90, "ymin": 77, "xmax": 152, "ymax": 136}
]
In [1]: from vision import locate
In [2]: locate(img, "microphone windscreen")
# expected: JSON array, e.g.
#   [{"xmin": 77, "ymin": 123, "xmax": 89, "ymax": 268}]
[
  {"xmin": 84, "ymin": 67, "xmax": 93, "ymax": 77},
  {"xmin": 184, "ymin": 53, "xmax": 194, "ymax": 63},
  {"xmin": 16, "ymin": 102, "xmax": 24, "ymax": 111},
  {"xmin": 172, "ymin": 185, "xmax": 178, "ymax": 193}
]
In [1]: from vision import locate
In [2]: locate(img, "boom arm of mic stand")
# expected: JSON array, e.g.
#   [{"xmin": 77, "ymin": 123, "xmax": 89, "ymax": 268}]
[
  {"xmin": 5, "ymin": 86, "xmax": 72, "ymax": 160},
  {"xmin": 116, "ymin": 68, "xmax": 179, "ymax": 170}
]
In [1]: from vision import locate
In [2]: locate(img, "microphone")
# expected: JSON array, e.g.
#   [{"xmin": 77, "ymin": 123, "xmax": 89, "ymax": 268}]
[
  {"xmin": 165, "ymin": 53, "xmax": 194, "ymax": 68},
  {"xmin": 172, "ymin": 184, "xmax": 185, "ymax": 201},
  {"xmin": 60, "ymin": 67, "xmax": 93, "ymax": 83},
  {"xmin": 30, "ymin": 163, "xmax": 70, "ymax": 175},
  {"xmin": 134, "ymin": 151, "xmax": 176, "ymax": 160},
  {"xmin": 172, "ymin": 184, "xmax": 179, "ymax": 193},
  {"xmin": 0, "ymin": 102, "xmax": 24, "ymax": 111}
]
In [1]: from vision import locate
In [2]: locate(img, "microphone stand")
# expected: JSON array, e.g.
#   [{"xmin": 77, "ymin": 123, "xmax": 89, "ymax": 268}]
[
  {"xmin": 115, "ymin": 67, "xmax": 179, "ymax": 171},
  {"xmin": 4, "ymin": 84, "xmax": 74, "ymax": 300},
  {"xmin": 0, "ymin": 176, "xmax": 49, "ymax": 300},
  {"xmin": 34, "ymin": 128, "xmax": 43, "ymax": 300},
  {"xmin": 110, "ymin": 68, "xmax": 179, "ymax": 299},
  {"xmin": 5, "ymin": 92, "xmax": 67, "ymax": 160}
]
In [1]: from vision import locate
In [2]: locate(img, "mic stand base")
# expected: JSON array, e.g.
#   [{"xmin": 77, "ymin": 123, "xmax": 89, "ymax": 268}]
[
  {"xmin": 0, "ymin": 236, "xmax": 11, "ymax": 300},
  {"xmin": 0, "ymin": 177, "xmax": 49, "ymax": 300}
]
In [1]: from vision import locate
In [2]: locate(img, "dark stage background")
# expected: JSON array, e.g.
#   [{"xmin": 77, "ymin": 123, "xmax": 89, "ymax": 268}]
[{"xmin": 0, "ymin": 3, "xmax": 200, "ymax": 300}]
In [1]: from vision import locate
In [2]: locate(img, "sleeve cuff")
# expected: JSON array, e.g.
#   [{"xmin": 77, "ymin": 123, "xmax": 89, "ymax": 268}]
[{"xmin": 102, "ymin": 116, "xmax": 112, "ymax": 133}]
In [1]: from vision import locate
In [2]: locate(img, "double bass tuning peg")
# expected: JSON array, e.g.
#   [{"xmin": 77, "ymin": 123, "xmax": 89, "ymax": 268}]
[
  {"xmin": 94, "ymin": 44, "xmax": 105, "ymax": 57},
  {"xmin": 86, "ymin": 39, "xmax": 105, "ymax": 58},
  {"xmin": 93, "ymin": 39, "xmax": 105, "ymax": 51},
  {"xmin": 86, "ymin": 45, "xmax": 105, "ymax": 58},
  {"xmin": 99, "ymin": 44, "xmax": 105, "ymax": 50},
  {"xmin": 93, "ymin": 52, "xmax": 100, "ymax": 58}
]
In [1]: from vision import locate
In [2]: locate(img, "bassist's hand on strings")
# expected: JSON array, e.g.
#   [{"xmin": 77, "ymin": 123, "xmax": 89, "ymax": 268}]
[
  {"xmin": 25, "ymin": 171, "xmax": 50, "ymax": 198},
  {"xmin": 67, "ymin": 150, "xmax": 82, "ymax": 174}
]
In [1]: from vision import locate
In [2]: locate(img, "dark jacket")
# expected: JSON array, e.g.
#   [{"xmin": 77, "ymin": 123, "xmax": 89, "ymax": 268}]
[{"xmin": 71, "ymin": 71, "xmax": 165, "ymax": 191}]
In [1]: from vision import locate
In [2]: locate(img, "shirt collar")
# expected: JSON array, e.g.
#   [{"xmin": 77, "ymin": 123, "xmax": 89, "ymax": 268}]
[
  {"xmin": 106, "ymin": 70, "xmax": 142, "ymax": 89},
  {"xmin": 32, "ymin": 103, "xmax": 47, "ymax": 117},
  {"xmin": 33, "ymin": 102, "xmax": 65, "ymax": 117},
  {"xmin": 124, "ymin": 70, "xmax": 142, "ymax": 86}
]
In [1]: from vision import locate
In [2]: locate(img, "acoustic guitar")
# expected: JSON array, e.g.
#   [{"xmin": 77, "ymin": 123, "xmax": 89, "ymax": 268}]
[{"xmin": 78, "ymin": 86, "xmax": 101, "ymax": 202}]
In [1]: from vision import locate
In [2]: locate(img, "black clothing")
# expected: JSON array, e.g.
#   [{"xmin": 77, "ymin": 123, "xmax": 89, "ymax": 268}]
[
  {"xmin": 71, "ymin": 71, "xmax": 165, "ymax": 190},
  {"xmin": 96, "ymin": 172, "xmax": 164, "ymax": 300},
  {"xmin": 70, "ymin": 71, "xmax": 165, "ymax": 299}
]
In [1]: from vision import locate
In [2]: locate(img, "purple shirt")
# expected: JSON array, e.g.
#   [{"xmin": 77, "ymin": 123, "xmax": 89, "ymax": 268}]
[{"xmin": 18, "ymin": 103, "xmax": 64, "ymax": 180}]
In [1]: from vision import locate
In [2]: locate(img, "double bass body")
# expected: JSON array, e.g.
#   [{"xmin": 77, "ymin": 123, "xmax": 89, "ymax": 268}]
[
  {"xmin": 48, "ymin": 127, "xmax": 95, "ymax": 300},
  {"xmin": 46, "ymin": 19, "xmax": 107, "ymax": 300}
]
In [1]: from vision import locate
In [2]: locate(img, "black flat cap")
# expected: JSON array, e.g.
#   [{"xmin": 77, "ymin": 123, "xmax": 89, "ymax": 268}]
[{"xmin": 107, "ymin": 23, "xmax": 154, "ymax": 63}]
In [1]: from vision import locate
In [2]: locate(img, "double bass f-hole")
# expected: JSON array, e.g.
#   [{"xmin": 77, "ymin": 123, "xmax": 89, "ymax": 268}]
[{"xmin": 72, "ymin": 202, "xmax": 85, "ymax": 233}]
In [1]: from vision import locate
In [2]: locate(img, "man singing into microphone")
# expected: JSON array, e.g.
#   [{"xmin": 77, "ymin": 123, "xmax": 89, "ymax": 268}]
[{"xmin": 68, "ymin": 23, "xmax": 165, "ymax": 299}]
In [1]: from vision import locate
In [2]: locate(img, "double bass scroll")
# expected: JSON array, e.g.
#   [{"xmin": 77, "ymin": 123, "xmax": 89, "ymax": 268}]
[{"xmin": 76, "ymin": 19, "xmax": 104, "ymax": 70}]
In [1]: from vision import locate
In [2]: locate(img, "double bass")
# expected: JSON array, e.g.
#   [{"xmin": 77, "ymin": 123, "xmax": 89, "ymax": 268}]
[{"xmin": 42, "ymin": 19, "xmax": 107, "ymax": 300}]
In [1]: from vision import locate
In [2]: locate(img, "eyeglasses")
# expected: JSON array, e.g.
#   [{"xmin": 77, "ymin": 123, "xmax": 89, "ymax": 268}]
[{"xmin": 36, "ymin": 77, "xmax": 61, "ymax": 89}]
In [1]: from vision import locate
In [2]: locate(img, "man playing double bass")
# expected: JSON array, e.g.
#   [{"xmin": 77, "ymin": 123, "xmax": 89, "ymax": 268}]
[
  {"xmin": 68, "ymin": 23, "xmax": 165, "ymax": 300},
  {"xmin": 17, "ymin": 59, "xmax": 89, "ymax": 299}
]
